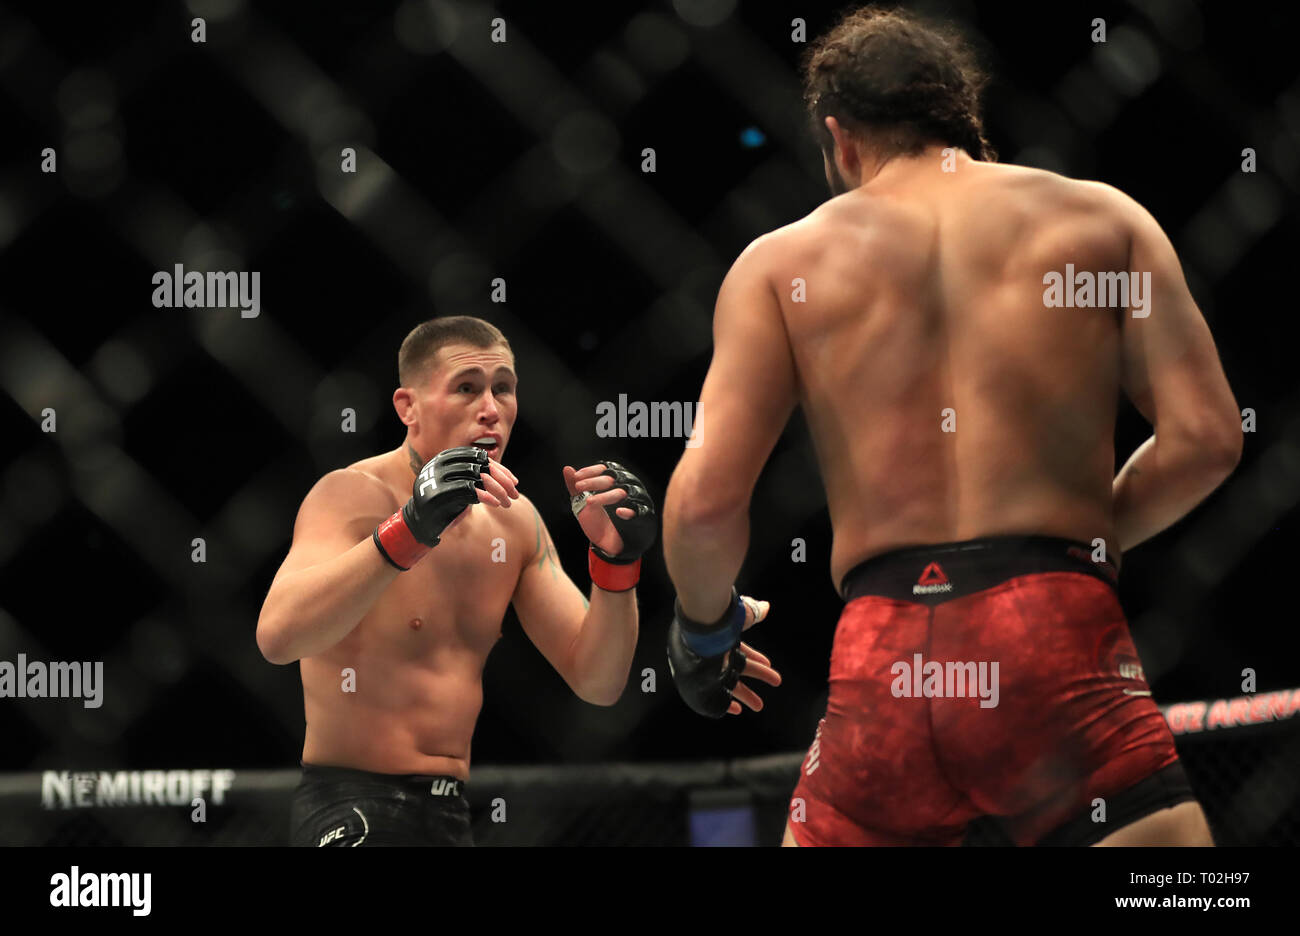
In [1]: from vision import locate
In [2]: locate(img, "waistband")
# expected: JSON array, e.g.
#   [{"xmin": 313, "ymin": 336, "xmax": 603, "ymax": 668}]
[
  {"xmin": 300, "ymin": 762, "xmax": 466, "ymax": 798},
  {"xmin": 839, "ymin": 534, "xmax": 1118, "ymax": 605}
]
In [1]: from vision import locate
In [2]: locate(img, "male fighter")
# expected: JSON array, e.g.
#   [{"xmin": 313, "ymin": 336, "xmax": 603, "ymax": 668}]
[
  {"xmin": 257, "ymin": 315, "xmax": 655, "ymax": 846},
  {"xmin": 663, "ymin": 6, "xmax": 1240, "ymax": 846}
]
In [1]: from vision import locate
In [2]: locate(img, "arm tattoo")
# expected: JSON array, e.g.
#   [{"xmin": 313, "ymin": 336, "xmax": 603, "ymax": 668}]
[{"xmin": 533, "ymin": 506, "xmax": 560, "ymax": 581}]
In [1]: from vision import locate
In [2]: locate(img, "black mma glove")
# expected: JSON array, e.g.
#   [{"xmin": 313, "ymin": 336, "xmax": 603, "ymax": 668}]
[
  {"xmin": 576, "ymin": 460, "xmax": 657, "ymax": 591},
  {"xmin": 373, "ymin": 446, "xmax": 489, "ymax": 570},
  {"xmin": 667, "ymin": 588, "xmax": 748, "ymax": 718}
]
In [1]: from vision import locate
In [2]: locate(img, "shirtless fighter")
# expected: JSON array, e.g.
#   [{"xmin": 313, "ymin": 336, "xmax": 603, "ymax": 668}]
[
  {"xmin": 257, "ymin": 316, "xmax": 655, "ymax": 846},
  {"xmin": 663, "ymin": 6, "xmax": 1240, "ymax": 846}
]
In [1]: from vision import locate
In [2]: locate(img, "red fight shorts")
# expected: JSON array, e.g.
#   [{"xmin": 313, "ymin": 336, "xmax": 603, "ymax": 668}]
[{"xmin": 788, "ymin": 534, "xmax": 1195, "ymax": 846}]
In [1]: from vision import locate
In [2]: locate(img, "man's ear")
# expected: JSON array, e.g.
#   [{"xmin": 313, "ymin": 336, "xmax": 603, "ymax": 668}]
[
  {"xmin": 825, "ymin": 115, "xmax": 858, "ymax": 177},
  {"xmin": 393, "ymin": 386, "xmax": 416, "ymax": 425}
]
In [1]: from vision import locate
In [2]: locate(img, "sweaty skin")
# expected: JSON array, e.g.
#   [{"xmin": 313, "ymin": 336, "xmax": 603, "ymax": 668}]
[
  {"xmin": 296, "ymin": 450, "xmax": 536, "ymax": 778},
  {"xmin": 664, "ymin": 140, "xmax": 1236, "ymax": 846},
  {"xmin": 785, "ymin": 153, "xmax": 1130, "ymax": 585},
  {"xmin": 666, "ymin": 144, "xmax": 1240, "ymax": 609},
  {"xmin": 260, "ymin": 344, "xmax": 639, "ymax": 780}
]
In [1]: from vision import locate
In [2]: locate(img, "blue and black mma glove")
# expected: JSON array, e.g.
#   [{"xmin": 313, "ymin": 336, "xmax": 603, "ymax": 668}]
[{"xmin": 667, "ymin": 588, "xmax": 748, "ymax": 718}]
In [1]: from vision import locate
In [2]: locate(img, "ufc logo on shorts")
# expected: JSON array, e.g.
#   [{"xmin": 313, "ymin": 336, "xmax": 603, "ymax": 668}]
[
  {"xmin": 429, "ymin": 778, "xmax": 459, "ymax": 796},
  {"xmin": 804, "ymin": 720, "xmax": 825, "ymax": 776},
  {"xmin": 318, "ymin": 825, "xmax": 348, "ymax": 846}
]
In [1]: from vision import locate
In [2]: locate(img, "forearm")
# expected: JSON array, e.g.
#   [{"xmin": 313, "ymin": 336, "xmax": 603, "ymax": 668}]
[
  {"xmin": 1112, "ymin": 434, "xmax": 1236, "ymax": 552},
  {"xmin": 663, "ymin": 494, "xmax": 749, "ymax": 624},
  {"xmin": 567, "ymin": 585, "xmax": 638, "ymax": 705},
  {"xmin": 257, "ymin": 539, "xmax": 400, "ymax": 664}
]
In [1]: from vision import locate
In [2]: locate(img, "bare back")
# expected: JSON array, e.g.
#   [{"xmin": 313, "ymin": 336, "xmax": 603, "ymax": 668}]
[{"xmin": 772, "ymin": 158, "xmax": 1131, "ymax": 587}]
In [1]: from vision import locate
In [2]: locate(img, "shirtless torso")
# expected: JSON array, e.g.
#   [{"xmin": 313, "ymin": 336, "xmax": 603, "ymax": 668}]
[
  {"xmin": 276, "ymin": 448, "xmax": 535, "ymax": 778},
  {"xmin": 774, "ymin": 155, "xmax": 1129, "ymax": 584},
  {"xmin": 262, "ymin": 336, "xmax": 640, "ymax": 845},
  {"xmin": 664, "ymin": 144, "xmax": 1238, "ymax": 847}
]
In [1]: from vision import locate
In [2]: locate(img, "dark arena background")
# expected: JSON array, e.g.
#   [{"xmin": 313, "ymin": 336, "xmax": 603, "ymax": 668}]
[{"xmin": 1, "ymin": 0, "xmax": 1298, "ymax": 853}]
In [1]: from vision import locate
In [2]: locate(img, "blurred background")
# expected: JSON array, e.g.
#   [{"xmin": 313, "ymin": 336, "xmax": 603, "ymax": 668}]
[{"xmin": 0, "ymin": 0, "xmax": 1297, "ymax": 845}]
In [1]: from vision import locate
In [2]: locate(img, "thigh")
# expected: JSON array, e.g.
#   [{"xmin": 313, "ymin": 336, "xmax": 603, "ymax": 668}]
[
  {"xmin": 807, "ymin": 598, "xmax": 973, "ymax": 835},
  {"xmin": 934, "ymin": 573, "xmax": 1164, "ymax": 815},
  {"xmin": 1092, "ymin": 801, "xmax": 1214, "ymax": 846}
]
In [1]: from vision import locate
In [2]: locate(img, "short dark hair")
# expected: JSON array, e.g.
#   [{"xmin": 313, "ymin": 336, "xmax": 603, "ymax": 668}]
[
  {"xmin": 398, "ymin": 316, "xmax": 513, "ymax": 387},
  {"xmin": 802, "ymin": 5, "xmax": 996, "ymax": 162}
]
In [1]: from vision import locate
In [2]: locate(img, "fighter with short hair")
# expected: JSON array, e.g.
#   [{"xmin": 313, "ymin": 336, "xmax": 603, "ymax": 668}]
[{"xmin": 258, "ymin": 316, "xmax": 655, "ymax": 846}]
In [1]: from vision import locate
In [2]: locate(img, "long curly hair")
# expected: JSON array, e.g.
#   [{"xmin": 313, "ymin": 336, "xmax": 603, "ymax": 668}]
[{"xmin": 802, "ymin": 5, "xmax": 997, "ymax": 162}]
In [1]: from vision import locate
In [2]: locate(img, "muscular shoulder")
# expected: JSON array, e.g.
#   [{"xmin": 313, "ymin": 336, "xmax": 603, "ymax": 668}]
[
  {"xmin": 499, "ymin": 489, "xmax": 538, "ymax": 524},
  {"xmin": 948, "ymin": 164, "xmax": 1139, "ymax": 269},
  {"xmin": 984, "ymin": 163, "xmax": 1140, "ymax": 222},
  {"xmin": 301, "ymin": 466, "xmax": 399, "ymax": 519},
  {"xmin": 494, "ymin": 490, "xmax": 555, "ymax": 565},
  {"xmin": 277, "ymin": 466, "xmax": 402, "ymax": 559},
  {"xmin": 503, "ymin": 489, "xmax": 544, "ymax": 534},
  {"xmin": 1016, "ymin": 172, "xmax": 1160, "ymax": 268},
  {"xmin": 1067, "ymin": 177, "xmax": 1162, "ymax": 236},
  {"xmin": 726, "ymin": 216, "xmax": 828, "ymax": 291}
]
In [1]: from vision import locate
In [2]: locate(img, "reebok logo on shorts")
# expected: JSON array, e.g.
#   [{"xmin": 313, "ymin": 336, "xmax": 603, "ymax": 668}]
[{"xmin": 913, "ymin": 562, "xmax": 953, "ymax": 596}]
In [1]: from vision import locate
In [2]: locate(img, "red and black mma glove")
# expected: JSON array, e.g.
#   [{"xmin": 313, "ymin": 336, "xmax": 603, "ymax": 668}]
[
  {"xmin": 373, "ymin": 446, "xmax": 489, "ymax": 571},
  {"xmin": 575, "ymin": 460, "xmax": 657, "ymax": 592},
  {"xmin": 667, "ymin": 589, "xmax": 747, "ymax": 718}
]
